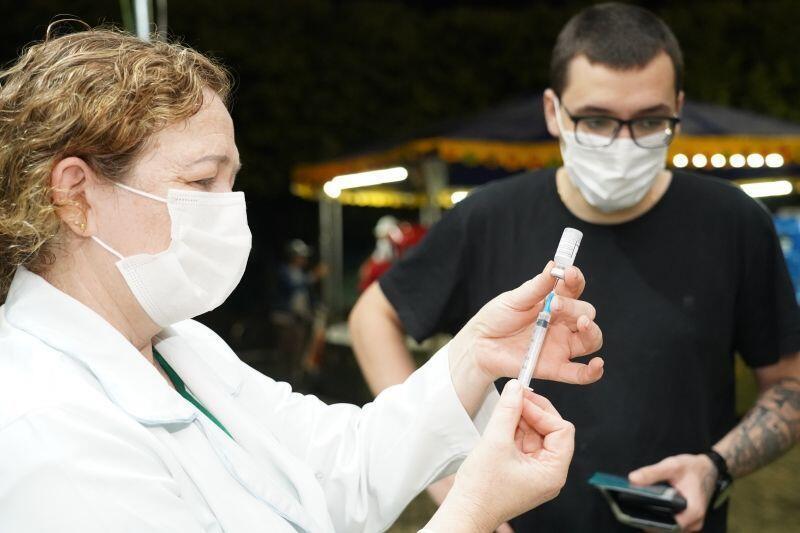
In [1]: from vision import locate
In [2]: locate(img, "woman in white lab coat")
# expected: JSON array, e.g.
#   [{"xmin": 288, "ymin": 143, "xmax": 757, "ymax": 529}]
[{"xmin": 0, "ymin": 27, "xmax": 604, "ymax": 532}]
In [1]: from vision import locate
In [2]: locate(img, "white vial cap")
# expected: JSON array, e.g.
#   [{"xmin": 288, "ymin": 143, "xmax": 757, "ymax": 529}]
[{"xmin": 551, "ymin": 227, "xmax": 583, "ymax": 280}]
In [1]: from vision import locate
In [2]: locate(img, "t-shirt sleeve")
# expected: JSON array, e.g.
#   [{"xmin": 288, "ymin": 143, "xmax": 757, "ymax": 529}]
[
  {"xmin": 379, "ymin": 204, "xmax": 472, "ymax": 343},
  {"xmin": 734, "ymin": 197, "xmax": 800, "ymax": 367}
]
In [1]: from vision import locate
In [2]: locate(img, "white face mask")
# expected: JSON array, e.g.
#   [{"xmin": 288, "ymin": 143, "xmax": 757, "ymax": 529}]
[
  {"xmin": 92, "ymin": 182, "xmax": 252, "ymax": 327},
  {"xmin": 554, "ymin": 96, "xmax": 668, "ymax": 212}
]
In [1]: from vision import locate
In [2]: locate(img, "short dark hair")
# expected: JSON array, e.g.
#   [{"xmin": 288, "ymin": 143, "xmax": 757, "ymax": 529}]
[{"xmin": 550, "ymin": 2, "xmax": 683, "ymax": 96}]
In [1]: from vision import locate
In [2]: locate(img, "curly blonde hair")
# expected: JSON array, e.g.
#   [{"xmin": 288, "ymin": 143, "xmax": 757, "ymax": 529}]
[{"xmin": 0, "ymin": 25, "xmax": 232, "ymax": 302}]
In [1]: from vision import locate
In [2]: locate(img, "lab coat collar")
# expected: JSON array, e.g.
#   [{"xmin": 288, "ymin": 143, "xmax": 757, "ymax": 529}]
[
  {"xmin": 153, "ymin": 325, "xmax": 243, "ymax": 396},
  {"xmin": 4, "ymin": 267, "xmax": 197, "ymax": 425}
]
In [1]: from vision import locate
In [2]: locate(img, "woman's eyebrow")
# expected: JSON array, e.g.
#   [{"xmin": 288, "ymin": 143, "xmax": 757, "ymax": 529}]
[
  {"xmin": 190, "ymin": 154, "xmax": 229, "ymax": 166},
  {"xmin": 191, "ymin": 154, "xmax": 243, "ymax": 172}
]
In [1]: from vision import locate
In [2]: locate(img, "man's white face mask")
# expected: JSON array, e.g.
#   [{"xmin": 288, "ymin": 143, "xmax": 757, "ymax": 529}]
[
  {"xmin": 553, "ymin": 95, "xmax": 669, "ymax": 213},
  {"xmin": 92, "ymin": 182, "xmax": 252, "ymax": 327}
]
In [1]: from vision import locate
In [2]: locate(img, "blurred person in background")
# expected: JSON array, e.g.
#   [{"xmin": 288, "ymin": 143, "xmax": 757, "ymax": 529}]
[
  {"xmin": 0, "ymin": 24, "xmax": 605, "ymax": 532},
  {"xmin": 358, "ymin": 215, "xmax": 427, "ymax": 292},
  {"xmin": 359, "ymin": 216, "xmax": 402, "ymax": 292},
  {"xmin": 276, "ymin": 238, "xmax": 326, "ymax": 321},
  {"xmin": 272, "ymin": 238, "xmax": 327, "ymax": 376},
  {"xmin": 350, "ymin": 3, "xmax": 800, "ymax": 532}
]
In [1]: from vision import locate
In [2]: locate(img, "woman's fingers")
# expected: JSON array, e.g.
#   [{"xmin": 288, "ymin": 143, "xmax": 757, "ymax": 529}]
[
  {"xmin": 515, "ymin": 427, "xmax": 525, "ymax": 448},
  {"xmin": 520, "ymin": 401, "xmax": 575, "ymax": 454},
  {"xmin": 499, "ymin": 262, "xmax": 557, "ymax": 312},
  {"xmin": 522, "ymin": 390, "xmax": 560, "ymax": 417},
  {"xmin": 554, "ymin": 265, "xmax": 586, "ymax": 299},
  {"xmin": 484, "ymin": 379, "xmax": 525, "ymax": 442},
  {"xmin": 554, "ymin": 358, "xmax": 605, "ymax": 384},
  {"xmin": 549, "ymin": 296, "xmax": 596, "ymax": 330},
  {"xmin": 502, "ymin": 265, "xmax": 591, "ymax": 321},
  {"xmin": 568, "ymin": 315, "xmax": 603, "ymax": 356},
  {"xmin": 516, "ymin": 395, "xmax": 574, "ymax": 457},
  {"xmin": 520, "ymin": 428, "xmax": 544, "ymax": 453}
]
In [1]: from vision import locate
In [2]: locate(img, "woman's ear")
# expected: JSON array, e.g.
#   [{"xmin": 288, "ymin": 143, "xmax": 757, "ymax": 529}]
[{"xmin": 50, "ymin": 157, "xmax": 97, "ymax": 237}]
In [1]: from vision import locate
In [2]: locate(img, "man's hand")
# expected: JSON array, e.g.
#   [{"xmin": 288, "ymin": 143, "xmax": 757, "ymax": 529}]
[{"xmin": 628, "ymin": 454, "xmax": 717, "ymax": 532}]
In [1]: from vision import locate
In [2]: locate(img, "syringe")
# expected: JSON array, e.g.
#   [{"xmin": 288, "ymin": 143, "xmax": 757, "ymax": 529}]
[{"xmin": 517, "ymin": 228, "xmax": 583, "ymax": 389}]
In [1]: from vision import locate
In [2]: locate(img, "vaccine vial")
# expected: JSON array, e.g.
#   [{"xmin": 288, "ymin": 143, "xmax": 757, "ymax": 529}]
[{"xmin": 550, "ymin": 227, "xmax": 583, "ymax": 280}]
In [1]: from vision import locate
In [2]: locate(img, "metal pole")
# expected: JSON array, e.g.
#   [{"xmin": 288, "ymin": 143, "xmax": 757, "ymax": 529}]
[
  {"xmin": 420, "ymin": 157, "xmax": 448, "ymax": 226},
  {"xmin": 319, "ymin": 197, "xmax": 343, "ymax": 320},
  {"xmin": 156, "ymin": 0, "xmax": 168, "ymax": 40},
  {"xmin": 331, "ymin": 199, "xmax": 343, "ymax": 319},
  {"xmin": 319, "ymin": 198, "xmax": 333, "ymax": 312},
  {"xmin": 133, "ymin": 0, "xmax": 151, "ymax": 41}
]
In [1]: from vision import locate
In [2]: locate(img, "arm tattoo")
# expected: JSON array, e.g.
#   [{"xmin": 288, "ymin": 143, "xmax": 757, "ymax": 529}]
[{"xmin": 717, "ymin": 377, "xmax": 800, "ymax": 479}]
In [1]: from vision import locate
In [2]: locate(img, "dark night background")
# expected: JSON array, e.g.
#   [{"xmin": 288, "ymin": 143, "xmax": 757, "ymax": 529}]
[{"xmin": 2, "ymin": 0, "xmax": 800, "ymax": 342}]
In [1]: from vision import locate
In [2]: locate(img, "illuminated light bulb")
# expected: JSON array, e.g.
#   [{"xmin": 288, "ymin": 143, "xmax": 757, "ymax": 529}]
[
  {"xmin": 692, "ymin": 154, "xmax": 708, "ymax": 168},
  {"xmin": 323, "ymin": 181, "xmax": 341, "ymax": 198},
  {"xmin": 729, "ymin": 154, "xmax": 746, "ymax": 168},
  {"xmin": 672, "ymin": 154, "xmax": 689, "ymax": 168},
  {"xmin": 765, "ymin": 153, "xmax": 785, "ymax": 168},
  {"xmin": 710, "ymin": 154, "xmax": 726, "ymax": 168},
  {"xmin": 746, "ymin": 153, "xmax": 765, "ymax": 168}
]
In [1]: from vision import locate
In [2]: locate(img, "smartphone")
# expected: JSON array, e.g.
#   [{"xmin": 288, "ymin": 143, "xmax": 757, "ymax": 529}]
[{"xmin": 588, "ymin": 472, "xmax": 687, "ymax": 531}]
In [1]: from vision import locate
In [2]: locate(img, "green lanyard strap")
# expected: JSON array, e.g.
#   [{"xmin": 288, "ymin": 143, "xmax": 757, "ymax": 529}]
[{"xmin": 154, "ymin": 349, "xmax": 233, "ymax": 439}]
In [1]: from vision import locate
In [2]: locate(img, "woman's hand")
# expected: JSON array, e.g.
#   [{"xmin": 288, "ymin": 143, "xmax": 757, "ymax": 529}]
[
  {"xmin": 423, "ymin": 380, "xmax": 575, "ymax": 532},
  {"xmin": 448, "ymin": 261, "xmax": 604, "ymax": 415}
]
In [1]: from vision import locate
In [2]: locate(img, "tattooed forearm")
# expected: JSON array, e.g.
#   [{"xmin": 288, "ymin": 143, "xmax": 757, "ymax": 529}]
[{"xmin": 715, "ymin": 377, "xmax": 800, "ymax": 478}]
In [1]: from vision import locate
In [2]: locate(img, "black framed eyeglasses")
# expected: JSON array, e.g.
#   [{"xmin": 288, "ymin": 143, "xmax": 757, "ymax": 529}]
[{"xmin": 561, "ymin": 106, "xmax": 680, "ymax": 149}]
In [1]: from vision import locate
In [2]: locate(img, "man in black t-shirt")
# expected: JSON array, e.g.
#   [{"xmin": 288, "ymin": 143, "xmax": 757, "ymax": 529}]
[{"xmin": 350, "ymin": 4, "xmax": 800, "ymax": 533}]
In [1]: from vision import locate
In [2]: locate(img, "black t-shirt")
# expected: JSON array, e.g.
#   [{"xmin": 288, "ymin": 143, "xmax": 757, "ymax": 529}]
[{"xmin": 380, "ymin": 168, "xmax": 800, "ymax": 532}]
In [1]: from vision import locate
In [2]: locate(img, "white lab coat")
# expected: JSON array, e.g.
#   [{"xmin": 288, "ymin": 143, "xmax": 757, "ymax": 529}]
[{"xmin": 0, "ymin": 268, "xmax": 498, "ymax": 533}]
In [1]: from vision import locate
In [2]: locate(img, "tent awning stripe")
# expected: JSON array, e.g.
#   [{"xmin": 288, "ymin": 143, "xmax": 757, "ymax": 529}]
[{"xmin": 292, "ymin": 135, "xmax": 800, "ymax": 186}]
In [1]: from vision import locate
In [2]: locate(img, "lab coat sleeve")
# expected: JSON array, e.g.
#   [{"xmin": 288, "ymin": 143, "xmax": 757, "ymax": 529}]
[
  {"xmin": 0, "ymin": 404, "xmax": 207, "ymax": 533},
  {"xmin": 237, "ymin": 342, "xmax": 499, "ymax": 533}
]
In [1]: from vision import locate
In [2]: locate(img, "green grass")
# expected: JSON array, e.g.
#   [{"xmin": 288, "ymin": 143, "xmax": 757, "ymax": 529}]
[{"xmin": 729, "ymin": 446, "xmax": 800, "ymax": 532}]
